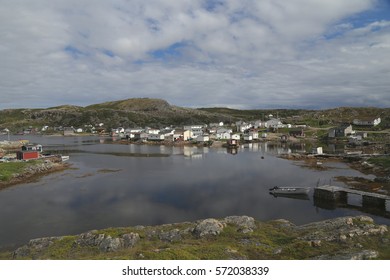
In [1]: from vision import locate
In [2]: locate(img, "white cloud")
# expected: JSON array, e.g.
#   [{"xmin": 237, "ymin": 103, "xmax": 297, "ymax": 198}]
[{"xmin": 0, "ymin": 0, "xmax": 389, "ymax": 109}]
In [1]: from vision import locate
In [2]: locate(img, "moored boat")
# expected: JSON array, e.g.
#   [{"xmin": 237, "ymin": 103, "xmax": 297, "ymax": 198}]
[
  {"xmin": 269, "ymin": 186, "xmax": 310, "ymax": 195},
  {"xmin": 61, "ymin": 155, "xmax": 70, "ymax": 162},
  {"xmin": 270, "ymin": 192, "xmax": 310, "ymax": 200}
]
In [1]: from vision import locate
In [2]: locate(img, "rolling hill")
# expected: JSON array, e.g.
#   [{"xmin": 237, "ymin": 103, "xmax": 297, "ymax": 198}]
[{"xmin": 0, "ymin": 98, "xmax": 389, "ymax": 132}]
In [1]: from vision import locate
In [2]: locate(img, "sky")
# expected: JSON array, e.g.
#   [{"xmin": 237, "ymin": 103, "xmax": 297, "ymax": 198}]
[{"xmin": 1, "ymin": 0, "xmax": 390, "ymax": 110}]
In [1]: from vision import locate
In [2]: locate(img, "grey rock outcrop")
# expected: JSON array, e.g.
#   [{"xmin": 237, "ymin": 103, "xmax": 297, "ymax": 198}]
[
  {"xmin": 317, "ymin": 250, "xmax": 379, "ymax": 260},
  {"xmin": 10, "ymin": 215, "xmax": 389, "ymax": 260},
  {"xmin": 224, "ymin": 216, "xmax": 256, "ymax": 233},
  {"xmin": 99, "ymin": 236, "xmax": 123, "ymax": 252},
  {"xmin": 298, "ymin": 215, "xmax": 387, "ymax": 244},
  {"xmin": 13, "ymin": 237, "xmax": 63, "ymax": 259},
  {"xmin": 75, "ymin": 230, "xmax": 105, "ymax": 247},
  {"xmin": 158, "ymin": 229, "xmax": 182, "ymax": 242},
  {"xmin": 123, "ymin": 233, "xmax": 141, "ymax": 247},
  {"xmin": 193, "ymin": 218, "xmax": 225, "ymax": 237},
  {"xmin": 74, "ymin": 230, "xmax": 140, "ymax": 252}
]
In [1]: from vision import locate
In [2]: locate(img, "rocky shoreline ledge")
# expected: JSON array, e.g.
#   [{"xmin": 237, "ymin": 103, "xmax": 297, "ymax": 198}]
[
  {"xmin": 0, "ymin": 160, "xmax": 69, "ymax": 190},
  {"xmin": 1, "ymin": 215, "xmax": 388, "ymax": 260}
]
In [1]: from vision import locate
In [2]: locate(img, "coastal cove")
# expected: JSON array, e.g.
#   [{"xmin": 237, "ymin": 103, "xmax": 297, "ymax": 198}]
[{"xmin": 0, "ymin": 135, "xmax": 389, "ymax": 250}]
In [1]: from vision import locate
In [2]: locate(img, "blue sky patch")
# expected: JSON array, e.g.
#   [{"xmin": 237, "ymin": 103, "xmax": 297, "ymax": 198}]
[
  {"xmin": 145, "ymin": 18, "xmax": 161, "ymax": 33},
  {"xmin": 103, "ymin": 49, "xmax": 115, "ymax": 58},
  {"xmin": 324, "ymin": 0, "xmax": 390, "ymax": 40},
  {"xmin": 150, "ymin": 42, "xmax": 189, "ymax": 60},
  {"xmin": 203, "ymin": 0, "xmax": 225, "ymax": 12},
  {"xmin": 64, "ymin": 45, "xmax": 86, "ymax": 58}
]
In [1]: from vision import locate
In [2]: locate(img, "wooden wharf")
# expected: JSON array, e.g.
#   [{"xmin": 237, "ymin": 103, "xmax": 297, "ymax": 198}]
[
  {"xmin": 314, "ymin": 185, "xmax": 390, "ymax": 201},
  {"xmin": 314, "ymin": 185, "xmax": 390, "ymax": 214}
]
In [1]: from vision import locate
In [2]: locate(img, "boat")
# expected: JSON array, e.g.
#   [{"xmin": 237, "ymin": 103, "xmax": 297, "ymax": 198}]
[
  {"xmin": 270, "ymin": 192, "xmax": 310, "ymax": 200},
  {"xmin": 269, "ymin": 186, "xmax": 310, "ymax": 195},
  {"xmin": 61, "ymin": 155, "xmax": 70, "ymax": 162}
]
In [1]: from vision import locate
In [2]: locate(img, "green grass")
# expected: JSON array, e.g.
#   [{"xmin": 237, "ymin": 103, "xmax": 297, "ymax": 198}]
[
  {"xmin": 0, "ymin": 161, "xmax": 40, "ymax": 182},
  {"xmin": 368, "ymin": 157, "xmax": 390, "ymax": 169}
]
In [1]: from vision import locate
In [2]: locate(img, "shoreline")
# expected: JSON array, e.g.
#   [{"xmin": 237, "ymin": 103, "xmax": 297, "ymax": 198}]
[
  {"xmin": 0, "ymin": 160, "xmax": 70, "ymax": 190},
  {"xmin": 279, "ymin": 152, "xmax": 390, "ymax": 194}
]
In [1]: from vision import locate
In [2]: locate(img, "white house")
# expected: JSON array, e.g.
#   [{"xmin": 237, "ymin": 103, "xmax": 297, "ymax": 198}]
[
  {"xmin": 134, "ymin": 132, "xmax": 148, "ymax": 141},
  {"xmin": 353, "ymin": 118, "xmax": 381, "ymax": 126},
  {"xmin": 244, "ymin": 134, "xmax": 253, "ymax": 141},
  {"xmin": 160, "ymin": 128, "xmax": 175, "ymax": 136},
  {"xmin": 124, "ymin": 128, "xmax": 144, "ymax": 139},
  {"xmin": 184, "ymin": 125, "xmax": 204, "ymax": 130},
  {"xmin": 254, "ymin": 120, "xmax": 264, "ymax": 128},
  {"xmin": 126, "ymin": 128, "xmax": 143, "ymax": 133},
  {"xmin": 216, "ymin": 132, "xmax": 231, "ymax": 139},
  {"xmin": 238, "ymin": 123, "xmax": 252, "ymax": 132},
  {"xmin": 209, "ymin": 122, "xmax": 224, "ymax": 127},
  {"xmin": 146, "ymin": 128, "xmax": 160, "ymax": 134},
  {"xmin": 249, "ymin": 131, "xmax": 259, "ymax": 140},
  {"xmin": 217, "ymin": 128, "xmax": 233, "ymax": 134},
  {"xmin": 208, "ymin": 127, "xmax": 217, "ymax": 134},
  {"xmin": 183, "ymin": 130, "xmax": 193, "ymax": 141},
  {"xmin": 197, "ymin": 135, "xmax": 210, "ymax": 142},
  {"xmin": 174, "ymin": 129, "xmax": 193, "ymax": 141},
  {"xmin": 349, "ymin": 135, "xmax": 363, "ymax": 144},
  {"xmin": 191, "ymin": 128, "xmax": 204, "ymax": 137},
  {"xmin": 328, "ymin": 124, "xmax": 354, "ymax": 138},
  {"xmin": 312, "ymin": 147, "xmax": 323, "ymax": 155},
  {"xmin": 148, "ymin": 134, "xmax": 165, "ymax": 141},
  {"xmin": 112, "ymin": 127, "xmax": 125, "ymax": 134},
  {"xmin": 231, "ymin": 134, "xmax": 241, "ymax": 140},
  {"xmin": 265, "ymin": 118, "xmax": 284, "ymax": 129}
]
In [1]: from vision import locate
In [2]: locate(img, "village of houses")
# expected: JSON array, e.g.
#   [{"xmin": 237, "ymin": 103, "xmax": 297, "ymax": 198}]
[
  {"xmin": 0, "ymin": 114, "xmax": 384, "ymax": 162},
  {"xmin": 45, "ymin": 115, "xmax": 382, "ymax": 147}
]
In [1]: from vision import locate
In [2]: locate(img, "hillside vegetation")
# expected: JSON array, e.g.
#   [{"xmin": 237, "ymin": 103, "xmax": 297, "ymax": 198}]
[
  {"xmin": 1, "ymin": 98, "xmax": 389, "ymax": 132},
  {"xmin": 0, "ymin": 98, "xmax": 231, "ymax": 132}
]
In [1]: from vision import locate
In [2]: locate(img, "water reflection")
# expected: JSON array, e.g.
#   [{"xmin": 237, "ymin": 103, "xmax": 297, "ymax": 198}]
[
  {"xmin": 0, "ymin": 135, "xmax": 389, "ymax": 250},
  {"xmin": 269, "ymin": 193, "xmax": 310, "ymax": 201}
]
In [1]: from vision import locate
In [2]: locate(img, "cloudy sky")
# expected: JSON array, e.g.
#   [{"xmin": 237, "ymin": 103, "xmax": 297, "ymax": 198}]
[{"xmin": 1, "ymin": 0, "xmax": 390, "ymax": 110}]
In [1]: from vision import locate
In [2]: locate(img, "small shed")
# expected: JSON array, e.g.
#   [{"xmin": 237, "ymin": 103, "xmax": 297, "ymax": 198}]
[
  {"xmin": 17, "ymin": 151, "xmax": 39, "ymax": 160},
  {"xmin": 17, "ymin": 144, "xmax": 42, "ymax": 160},
  {"xmin": 196, "ymin": 135, "xmax": 210, "ymax": 142},
  {"xmin": 312, "ymin": 147, "xmax": 323, "ymax": 155}
]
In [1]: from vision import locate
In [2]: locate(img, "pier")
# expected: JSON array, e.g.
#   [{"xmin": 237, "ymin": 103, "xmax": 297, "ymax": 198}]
[{"xmin": 314, "ymin": 185, "xmax": 390, "ymax": 218}]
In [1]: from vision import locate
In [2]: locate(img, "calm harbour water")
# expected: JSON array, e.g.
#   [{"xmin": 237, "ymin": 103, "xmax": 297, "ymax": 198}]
[{"xmin": 0, "ymin": 135, "xmax": 389, "ymax": 249}]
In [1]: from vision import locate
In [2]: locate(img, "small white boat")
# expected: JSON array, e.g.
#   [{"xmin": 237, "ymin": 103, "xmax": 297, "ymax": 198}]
[
  {"xmin": 61, "ymin": 155, "xmax": 70, "ymax": 162},
  {"xmin": 269, "ymin": 186, "xmax": 310, "ymax": 195}
]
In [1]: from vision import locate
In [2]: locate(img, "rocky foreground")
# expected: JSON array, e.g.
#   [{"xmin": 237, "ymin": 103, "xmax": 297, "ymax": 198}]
[{"xmin": 2, "ymin": 215, "xmax": 389, "ymax": 260}]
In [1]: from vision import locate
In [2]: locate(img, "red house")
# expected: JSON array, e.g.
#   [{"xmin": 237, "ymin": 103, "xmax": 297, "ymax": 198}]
[{"xmin": 16, "ymin": 144, "xmax": 42, "ymax": 160}]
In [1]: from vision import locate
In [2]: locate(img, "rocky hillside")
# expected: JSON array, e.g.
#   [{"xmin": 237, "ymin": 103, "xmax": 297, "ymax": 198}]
[
  {"xmin": 1, "ymin": 99, "xmax": 389, "ymax": 132},
  {"xmin": 0, "ymin": 98, "xmax": 231, "ymax": 132},
  {"xmin": 2, "ymin": 215, "xmax": 388, "ymax": 260}
]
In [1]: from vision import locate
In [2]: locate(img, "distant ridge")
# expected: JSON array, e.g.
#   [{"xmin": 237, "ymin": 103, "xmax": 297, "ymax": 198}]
[
  {"xmin": 0, "ymin": 98, "xmax": 389, "ymax": 131},
  {"xmin": 0, "ymin": 98, "xmax": 232, "ymax": 131},
  {"xmin": 85, "ymin": 98, "xmax": 171, "ymax": 112}
]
